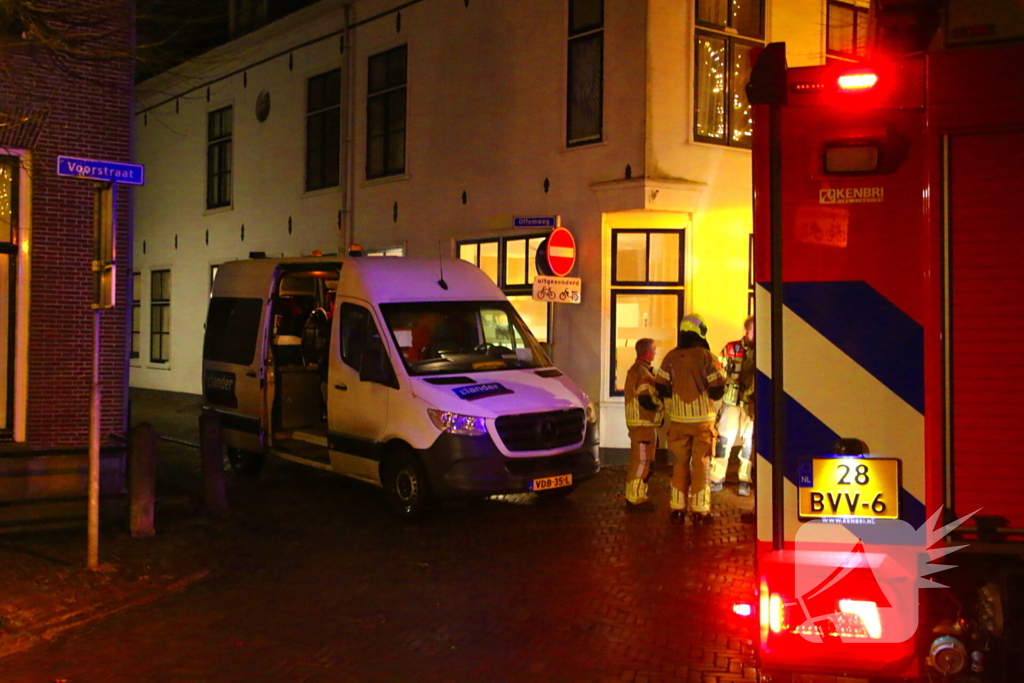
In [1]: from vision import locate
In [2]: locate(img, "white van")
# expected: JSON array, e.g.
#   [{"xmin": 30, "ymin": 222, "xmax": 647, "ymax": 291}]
[{"xmin": 202, "ymin": 255, "xmax": 600, "ymax": 516}]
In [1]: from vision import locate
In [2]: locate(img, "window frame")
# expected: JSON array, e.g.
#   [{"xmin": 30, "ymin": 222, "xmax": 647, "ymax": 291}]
[
  {"xmin": 609, "ymin": 289, "xmax": 685, "ymax": 397},
  {"xmin": 566, "ymin": 0, "xmax": 604, "ymax": 147},
  {"xmin": 826, "ymin": 0, "xmax": 869, "ymax": 61},
  {"xmin": 611, "ymin": 229, "xmax": 686, "ymax": 287},
  {"xmin": 366, "ymin": 45, "xmax": 408, "ymax": 180},
  {"xmin": 457, "ymin": 234, "xmax": 552, "ymax": 342},
  {"xmin": 150, "ymin": 269, "xmax": 171, "ymax": 364},
  {"xmin": 609, "ymin": 227, "xmax": 686, "ymax": 397},
  {"xmin": 131, "ymin": 271, "xmax": 140, "ymax": 359},
  {"xmin": 693, "ymin": 31, "xmax": 760, "ymax": 149},
  {"xmin": 306, "ymin": 68, "xmax": 342, "ymax": 192},
  {"xmin": 206, "ymin": 106, "xmax": 233, "ymax": 209}
]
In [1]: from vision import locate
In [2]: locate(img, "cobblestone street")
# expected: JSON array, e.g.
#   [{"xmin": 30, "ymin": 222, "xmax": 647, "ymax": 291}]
[{"xmin": 1, "ymin": 391, "xmax": 758, "ymax": 683}]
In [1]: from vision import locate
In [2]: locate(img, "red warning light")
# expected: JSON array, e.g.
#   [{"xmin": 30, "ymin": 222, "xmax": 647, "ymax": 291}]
[{"xmin": 837, "ymin": 70, "xmax": 879, "ymax": 91}]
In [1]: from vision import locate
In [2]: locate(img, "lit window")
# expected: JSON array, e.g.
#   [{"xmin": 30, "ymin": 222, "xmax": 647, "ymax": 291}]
[
  {"xmin": 694, "ymin": 0, "xmax": 764, "ymax": 148},
  {"xmin": 610, "ymin": 228, "xmax": 685, "ymax": 395},
  {"xmin": 827, "ymin": 1, "xmax": 869, "ymax": 60},
  {"xmin": 458, "ymin": 235, "xmax": 551, "ymax": 342}
]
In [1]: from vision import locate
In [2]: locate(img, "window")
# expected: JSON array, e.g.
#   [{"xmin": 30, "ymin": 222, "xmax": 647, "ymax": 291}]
[
  {"xmin": 0, "ymin": 156, "xmax": 18, "ymax": 432},
  {"xmin": 827, "ymin": 1, "xmax": 869, "ymax": 60},
  {"xmin": 610, "ymin": 228, "xmax": 685, "ymax": 395},
  {"xmin": 694, "ymin": 0, "xmax": 764, "ymax": 148},
  {"xmin": 366, "ymin": 45, "xmax": 407, "ymax": 180},
  {"xmin": 203, "ymin": 297, "xmax": 263, "ymax": 365},
  {"xmin": 131, "ymin": 271, "xmax": 140, "ymax": 359},
  {"xmin": 306, "ymin": 69, "xmax": 341, "ymax": 191},
  {"xmin": 567, "ymin": 0, "xmax": 603, "ymax": 146},
  {"xmin": 365, "ymin": 245, "xmax": 406, "ymax": 257},
  {"xmin": 207, "ymin": 106, "xmax": 233, "ymax": 209},
  {"xmin": 458, "ymin": 235, "xmax": 551, "ymax": 342},
  {"xmin": 150, "ymin": 270, "xmax": 171, "ymax": 363}
]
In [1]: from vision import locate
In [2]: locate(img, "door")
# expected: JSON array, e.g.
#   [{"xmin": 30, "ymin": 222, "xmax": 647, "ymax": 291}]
[
  {"xmin": 948, "ymin": 130, "xmax": 1024, "ymax": 530},
  {"xmin": 328, "ymin": 301, "xmax": 394, "ymax": 481}
]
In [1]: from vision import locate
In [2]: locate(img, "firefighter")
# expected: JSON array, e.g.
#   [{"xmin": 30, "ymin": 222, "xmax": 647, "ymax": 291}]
[
  {"xmin": 623, "ymin": 338, "xmax": 663, "ymax": 511},
  {"xmin": 655, "ymin": 314, "xmax": 726, "ymax": 523},
  {"xmin": 710, "ymin": 315, "xmax": 755, "ymax": 497}
]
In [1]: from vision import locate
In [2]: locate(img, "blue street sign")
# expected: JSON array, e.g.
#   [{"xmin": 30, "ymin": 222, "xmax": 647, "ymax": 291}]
[
  {"xmin": 513, "ymin": 216, "xmax": 558, "ymax": 228},
  {"xmin": 57, "ymin": 155, "xmax": 145, "ymax": 186}
]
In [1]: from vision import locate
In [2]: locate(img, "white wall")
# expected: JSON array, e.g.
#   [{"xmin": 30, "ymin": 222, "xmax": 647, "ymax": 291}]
[{"xmin": 132, "ymin": 0, "xmax": 829, "ymax": 450}]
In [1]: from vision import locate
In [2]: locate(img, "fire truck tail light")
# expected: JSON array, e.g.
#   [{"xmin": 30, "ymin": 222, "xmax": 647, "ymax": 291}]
[
  {"xmin": 839, "ymin": 600, "xmax": 883, "ymax": 639},
  {"xmin": 838, "ymin": 70, "xmax": 879, "ymax": 91},
  {"xmin": 733, "ymin": 603, "xmax": 754, "ymax": 617},
  {"xmin": 769, "ymin": 593, "xmax": 786, "ymax": 633}
]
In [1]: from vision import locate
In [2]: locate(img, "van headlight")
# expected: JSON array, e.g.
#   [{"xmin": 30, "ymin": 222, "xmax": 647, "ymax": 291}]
[
  {"xmin": 583, "ymin": 395, "xmax": 597, "ymax": 424},
  {"xmin": 428, "ymin": 409, "xmax": 488, "ymax": 436}
]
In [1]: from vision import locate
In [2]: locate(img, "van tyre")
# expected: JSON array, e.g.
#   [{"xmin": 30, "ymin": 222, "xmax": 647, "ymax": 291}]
[
  {"xmin": 383, "ymin": 451, "xmax": 434, "ymax": 519},
  {"xmin": 227, "ymin": 447, "xmax": 265, "ymax": 475}
]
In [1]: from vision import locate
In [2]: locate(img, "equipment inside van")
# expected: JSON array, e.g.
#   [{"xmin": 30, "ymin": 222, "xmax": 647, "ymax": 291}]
[{"xmin": 202, "ymin": 256, "xmax": 600, "ymax": 517}]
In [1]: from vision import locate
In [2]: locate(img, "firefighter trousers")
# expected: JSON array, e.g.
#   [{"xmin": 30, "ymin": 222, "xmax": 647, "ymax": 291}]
[
  {"xmin": 625, "ymin": 426, "xmax": 657, "ymax": 504},
  {"xmin": 667, "ymin": 420, "xmax": 715, "ymax": 513},
  {"xmin": 711, "ymin": 404, "xmax": 753, "ymax": 485}
]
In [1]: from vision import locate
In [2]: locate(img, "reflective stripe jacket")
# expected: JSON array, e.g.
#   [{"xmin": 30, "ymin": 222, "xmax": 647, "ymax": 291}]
[
  {"xmin": 655, "ymin": 347, "xmax": 725, "ymax": 423},
  {"xmin": 624, "ymin": 359, "xmax": 662, "ymax": 428},
  {"xmin": 719, "ymin": 339, "xmax": 755, "ymax": 407}
]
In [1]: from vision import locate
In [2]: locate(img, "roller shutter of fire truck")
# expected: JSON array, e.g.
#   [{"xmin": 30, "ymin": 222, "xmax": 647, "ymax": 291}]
[{"xmin": 949, "ymin": 130, "xmax": 1024, "ymax": 529}]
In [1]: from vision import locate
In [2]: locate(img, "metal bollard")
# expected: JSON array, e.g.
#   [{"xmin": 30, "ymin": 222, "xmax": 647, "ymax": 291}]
[
  {"xmin": 129, "ymin": 423, "xmax": 157, "ymax": 538},
  {"xmin": 199, "ymin": 409, "xmax": 228, "ymax": 513}
]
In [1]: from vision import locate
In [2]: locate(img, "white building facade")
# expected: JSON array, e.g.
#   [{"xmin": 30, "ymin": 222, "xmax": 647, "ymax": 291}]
[{"xmin": 133, "ymin": 0, "xmax": 855, "ymax": 455}]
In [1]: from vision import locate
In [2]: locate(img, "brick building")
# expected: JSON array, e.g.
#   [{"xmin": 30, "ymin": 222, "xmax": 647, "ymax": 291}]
[{"xmin": 0, "ymin": 0, "xmax": 133, "ymax": 530}]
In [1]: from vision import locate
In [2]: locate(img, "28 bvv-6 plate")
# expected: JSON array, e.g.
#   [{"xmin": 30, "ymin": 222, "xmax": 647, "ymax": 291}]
[{"xmin": 798, "ymin": 458, "xmax": 900, "ymax": 520}]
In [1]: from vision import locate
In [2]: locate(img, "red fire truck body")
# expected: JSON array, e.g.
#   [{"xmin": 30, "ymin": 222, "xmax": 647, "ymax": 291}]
[{"xmin": 749, "ymin": 7, "xmax": 1024, "ymax": 681}]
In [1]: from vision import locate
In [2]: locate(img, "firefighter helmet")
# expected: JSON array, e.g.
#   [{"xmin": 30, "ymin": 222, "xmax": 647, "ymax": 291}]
[{"xmin": 679, "ymin": 313, "xmax": 708, "ymax": 339}]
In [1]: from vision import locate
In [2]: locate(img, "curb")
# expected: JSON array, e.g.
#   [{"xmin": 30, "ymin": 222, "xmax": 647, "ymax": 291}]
[{"xmin": 0, "ymin": 568, "xmax": 210, "ymax": 661}]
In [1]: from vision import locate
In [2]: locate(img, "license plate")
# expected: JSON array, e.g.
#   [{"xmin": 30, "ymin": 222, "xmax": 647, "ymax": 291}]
[
  {"xmin": 531, "ymin": 474, "xmax": 573, "ymax": 492},
  {"xmin": 798, "ymin": 458, "xmax": 899, "ymax": 520}
]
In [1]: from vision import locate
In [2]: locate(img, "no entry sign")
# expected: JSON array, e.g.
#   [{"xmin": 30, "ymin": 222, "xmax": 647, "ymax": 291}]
[{"xmin": 545, "ymin": 227, "xmax": 576, "ymax": 277}]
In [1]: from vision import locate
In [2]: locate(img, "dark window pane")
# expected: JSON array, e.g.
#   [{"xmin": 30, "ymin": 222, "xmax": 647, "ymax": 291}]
[
  {"xmin": 828, "ymin": 3, "xmax": 856, "ymax": 54},
  {"xmin": 203, "ymin": 297, "xmax": 263, "ymax": 365},
  {"xmin": 567, "ymin": 32, "xmax": 603, "ymax": 145},
  {"xmin": 570, "ymin": 0, "xmax": 603, "ymax": 34},
  {"xmin": 696, "ymin": 0, "xmax": 727, "ymax": 28},
  {"xmin": 732, "ymin": 0, "xmax": 763, "ymax": 38}
]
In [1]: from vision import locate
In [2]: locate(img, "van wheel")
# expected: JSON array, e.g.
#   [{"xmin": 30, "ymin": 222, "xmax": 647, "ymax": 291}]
[
  {"xmin": 383, "ymin": 451, "xmax": 433, "ymax": 518},
  {"xmin": 535, "ymin": 484, "xmax": 578, "ymax": 502},
  {"xmin": 227, "ymin": 447, "xmax": 265, "ymax": 475}
]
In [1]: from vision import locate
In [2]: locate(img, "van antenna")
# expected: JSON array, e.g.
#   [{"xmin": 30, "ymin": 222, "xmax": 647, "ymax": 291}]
[{"xmin": 437, "ymin": 242, "xmax": 449, "ymax": 290}]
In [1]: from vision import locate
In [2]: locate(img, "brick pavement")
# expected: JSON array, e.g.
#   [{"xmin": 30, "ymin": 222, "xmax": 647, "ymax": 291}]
[{"xmin": 1, "ymin": 390, "xmax": 759, "ymax": 682}]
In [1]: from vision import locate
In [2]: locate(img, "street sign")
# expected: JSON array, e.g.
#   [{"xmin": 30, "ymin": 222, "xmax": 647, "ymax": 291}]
[
  {"xmin": 533, "ymin": 276, "xmax": 581, "ymax": 304},
  {"xmin": 57, "ymin": 155, "xmax": 145, "ymax": 186},
  {"xmin": 513, "ymin": 216, "xmax": 559, "ymax": 228},
  {"xmin": 545, "ymin": 226, "xmax": 576, "ymax": 277}
]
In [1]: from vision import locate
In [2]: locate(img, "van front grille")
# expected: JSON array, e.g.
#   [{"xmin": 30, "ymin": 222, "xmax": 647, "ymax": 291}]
[{"xmin": 494, "ymin": 409, "xmax": 585, "ymax": 452}]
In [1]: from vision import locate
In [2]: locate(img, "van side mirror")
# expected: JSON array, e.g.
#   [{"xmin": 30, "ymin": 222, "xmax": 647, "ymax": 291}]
[{"xmin": 359, "ymin": 342, "xmax": 391, "ymax": 384}]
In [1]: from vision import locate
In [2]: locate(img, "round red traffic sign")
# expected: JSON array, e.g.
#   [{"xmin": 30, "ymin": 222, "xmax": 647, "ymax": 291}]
[{"xmin": 545, "ymin": 227, "xmax": 576, "ymax": 277}]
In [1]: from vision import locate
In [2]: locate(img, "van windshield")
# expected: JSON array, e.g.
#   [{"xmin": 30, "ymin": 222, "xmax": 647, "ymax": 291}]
[{"xmin": 379, "ymin": 301, "xmax": 552, "ymax": 376}]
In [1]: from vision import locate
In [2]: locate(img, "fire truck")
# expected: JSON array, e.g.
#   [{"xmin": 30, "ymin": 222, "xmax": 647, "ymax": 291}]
[{"xmin": 747, "ymin": 1, "xmax": 1024, "ymax": 680}]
